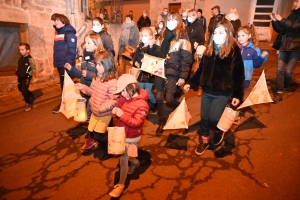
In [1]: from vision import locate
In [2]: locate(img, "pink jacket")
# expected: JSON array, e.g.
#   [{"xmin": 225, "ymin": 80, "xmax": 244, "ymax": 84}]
[
  {"xmin": 81, "ymin": 77, "xmax": 118, "ymax": 117},
  {"xmin": 113, "ymin": 89, "xmax": 149, "ymax": 138}
]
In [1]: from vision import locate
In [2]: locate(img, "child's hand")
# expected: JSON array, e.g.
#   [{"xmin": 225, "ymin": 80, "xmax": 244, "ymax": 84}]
[
  {"xmin": 74, "ymin": 83, "xmax": 83, "ymax": 90},
  {"xmin": 112, "ymin": 107, "xmax": 123, "ymax": 117},
  {"xmin": 261, "ymin": 51, "xmax": 269, "ymax": 57},
  {"xmin": 64, "ymin": 63, "xmax": 72, "ymax": 70},
  {"xmin": 176, "ymin": 78, "xmax": 185, "ymax": 86},
  {"xmin": 82, "ymin": 70, "xmax": 87, "ymax": 77},
  {"xmin": 183, "ymin": 84, "xmax": 190, "ymax": 93},
  {"xmin": 194, "ymin": 42, "xmax": 199, "ymax": 49},
  {"xmin": 135, "ymin": 61, "xmax": 140, "ymax": 68}
]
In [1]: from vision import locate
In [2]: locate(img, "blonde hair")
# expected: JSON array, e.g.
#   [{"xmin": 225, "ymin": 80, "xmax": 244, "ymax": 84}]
[
  {"xmin": 237, "ymin": 24, "xmax": 259, "ymax": 47},
  {"xmin": 84, "ymin": 32, "xmax": 105, "ymax": 51},
  {"xmin": 141, "ymin": 27, "xmax": 154, "ymax": 38},
  {"xmin": 187, "ymin": 9, "xmax": 197, "ymax": 16}
]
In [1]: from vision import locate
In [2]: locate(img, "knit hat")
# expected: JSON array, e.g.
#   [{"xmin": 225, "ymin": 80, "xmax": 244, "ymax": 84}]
[{"xmin": 113, "ymin": 74, "xmax": 137, "ymax": 94}]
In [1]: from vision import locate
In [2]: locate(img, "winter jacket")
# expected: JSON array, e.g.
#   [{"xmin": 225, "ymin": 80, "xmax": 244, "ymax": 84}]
[
  {"xmin": 53, "ymin": 25, "xmax": 77, "ymax": 68},
  {"xmin": 188, "ymin": 45, "xmax": 244, "ymax": 102},
  {"xmin": 186, "ymin": 20, "xmax": 205, "ymax": 54},
  {"xmin": 208, "ymin": 13, "xmax": 225, "ymax": 35},
  {"xmin": 99, "ymin": 31, "xmax": 115, "ymax": 57},
  {"xmin": 113, "ymin": 89, "xmax": 149, "ymax": 139},
  {"xmin": 80, "ymin": 77, "xmax": 118, "ymax": 117},
  {"xmin": 68, "ymin": 51, "xmax": 96, "ymax": 87},
  {"xmin": 164, "ymin": 35, "xmax": 193, "ymax": 80},
  {"xmin": 271, "ymin": 8, "xmax": 300, "ymax": 52},
  {"xmin": 132, "ymin": 43, "xmax": 164, "ymax": 83},
  {"xmin": 118, "ymin": 23, "xmax": 139, "ymax": 56},
  {"xmin": 137, "ymin": 16, "xmax": 151, "ymax": 30},
  {"xmin": 197, "ymin": 16, "xmax": 207, "ymax": 33},
  {"xmin": 239, "ymin": 42, "xmax": 268, "ymax": 88},
  {"xmin": 16, "ymin": 55, "xmax": 36, "ymax": 79},
  {"xmin": 157, "ymin": 13, "xmax": 168, "ymax": 24}
]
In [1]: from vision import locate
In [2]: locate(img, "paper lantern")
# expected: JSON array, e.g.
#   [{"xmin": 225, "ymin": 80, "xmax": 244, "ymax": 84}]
[{"xmin": 74, "ymin": 97, "xmax": 87, "ymax": 122}]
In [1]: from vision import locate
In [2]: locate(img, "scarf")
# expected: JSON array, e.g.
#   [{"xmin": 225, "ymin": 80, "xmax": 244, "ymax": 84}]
[
  {"xmin": 237, "ymin": 42, "xmax": 250, "ymax": 54},
  {"xmin": 83, "ymin": 50, "xmax": 94, "ymax": 61},
  {"xmin": 160, "ymin": 29, "xmax": 175, "ymax": 57},
  {"xmin": 120, "ymin": 21, "xmax": 135, "ymax": 46}
]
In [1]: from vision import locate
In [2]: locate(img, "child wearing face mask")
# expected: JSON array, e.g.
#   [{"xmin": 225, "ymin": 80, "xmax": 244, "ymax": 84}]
[
  {"xmin": 65, "ymin": 33, "xmax": 105, "ymax": 122},
  {"xmin": 184, "ymin": 21, "xmax": 244, "ymax": 158},
  {"xmin": 74, "ymin": 51, "xmax": 118, "ymax": 159},
  {"xmin": 237, "ymin": 24, "xmax": 269, "ymax": 91},
  {"xmin": 155, "ymin": 12, "xmax": 193, "ymax": 136},
  {"xmin": 225, "ymin": 8, "xmax": 241, "ymax": 36},
  {"xmin": 156, "ymin": 21, "xmax": 165, "ymax": 40},
  {"xmin": 132, "ymin": 27, "xmax": 164, "ymax": 112},
  {"xmin": 92, "ymin": 17, "xmax": 115, "ymax": 57}
]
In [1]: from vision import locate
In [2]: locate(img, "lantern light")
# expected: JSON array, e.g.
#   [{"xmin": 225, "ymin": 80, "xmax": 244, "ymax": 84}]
[{"xmin": 74, "ymin": 97, "xmax": 87, "ymax": 122}]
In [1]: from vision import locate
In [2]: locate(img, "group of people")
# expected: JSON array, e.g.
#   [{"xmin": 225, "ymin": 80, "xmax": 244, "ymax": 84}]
[{"xmin": 15, "ymin": 1, "xmax": 300, "ymax": 197}]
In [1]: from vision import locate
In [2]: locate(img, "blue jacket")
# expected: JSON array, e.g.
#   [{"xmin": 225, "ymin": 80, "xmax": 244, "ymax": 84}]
[
  {"xmin": 239, "ymin": 42, "xmax": 268, "ymax": 88},
  {"xmin": 53, "ymin": 25, "xmax": 77, "ymax": 68}
]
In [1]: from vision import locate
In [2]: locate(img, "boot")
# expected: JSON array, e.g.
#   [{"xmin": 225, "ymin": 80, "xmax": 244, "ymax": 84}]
[
  {"xmin": 156, "ymin": 118, "xmax": 166, "ymax": 136},
  {"xmin": 149, "ymin": 101, "xmax": 157, "ymax": 113}
]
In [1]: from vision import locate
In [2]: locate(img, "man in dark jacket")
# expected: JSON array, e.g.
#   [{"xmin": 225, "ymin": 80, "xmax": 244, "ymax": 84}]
[
  {"xmin": 51, "ymin": 13, "xmax": 77, "ymax": 113},
  {"xmin": 197, "ymin": 9, "xmax": 207, "ymax": 34},
  {"xmin": 208, "ymin": 5, "xmax": 225, "ymax": 36},
  {"xmin": 137, "ymin": 10, "xmax": 151, "ymax": 30}
]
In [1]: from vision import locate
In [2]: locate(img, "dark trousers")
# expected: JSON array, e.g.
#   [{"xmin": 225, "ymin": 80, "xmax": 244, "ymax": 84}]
[
  {"xmin": 90, "ymin": 131, "xmax": 108, "ymax": 150},
  {"xmin": 57, "ymin": 67, "xmax": 65, "ymax": 89},
  {"xmin": 18, "ymin": 77, "xmax": 33, "ymax": 104}
]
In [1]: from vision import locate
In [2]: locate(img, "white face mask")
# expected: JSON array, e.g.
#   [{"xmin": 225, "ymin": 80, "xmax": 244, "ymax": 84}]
[
  {"xmin": 143, "ymin": 14, "xmax": 147, "ymax": 17},
  {"xmin": 163, "ymin": 11, "xmax": 168, "ymax": 15},
  {"xmin": 158, "ymin": 24, "xmax": 163, "ymax": 29},
  {"xmin": 92, "ymin": 25, "xmax": 102, "ymax": 33},
  {"xmin": 229, "ymin": 13, "xmax": 236, "ymax": 20},
  {"xmin": 167, "ymin": 20, "xmax": 177, "ymax": 31},
  {"xmin": 213, "ymin": 35, "xmax": 226, "ymax": 45},
  {"xmin": 142, "ymin": 36, "xmax": 149, "ymax": 44},
  {"xmin": 187, "ymin": 17, "xmax": 193, "ymax": 23}
]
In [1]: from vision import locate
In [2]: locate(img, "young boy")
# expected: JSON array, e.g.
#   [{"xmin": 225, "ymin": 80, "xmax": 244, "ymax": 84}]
[{"xmin": 16, "ymin": 43, "xmax": 36, "ymax": 111}]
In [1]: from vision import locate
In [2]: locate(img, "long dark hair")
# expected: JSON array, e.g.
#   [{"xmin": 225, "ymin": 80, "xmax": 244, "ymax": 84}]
[
  {"xmin": 94, "ymin": 50, "xmax": 118, "ymax": 81},
  {"xmin": 92, "ymin": 17, "xmax": 107, "ymax": 32}
]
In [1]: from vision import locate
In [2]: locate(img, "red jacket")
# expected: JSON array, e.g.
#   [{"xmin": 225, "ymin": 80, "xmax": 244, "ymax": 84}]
[{"xmin": 113, "ymin": 89, "xmax": 149, "ymax": 138}]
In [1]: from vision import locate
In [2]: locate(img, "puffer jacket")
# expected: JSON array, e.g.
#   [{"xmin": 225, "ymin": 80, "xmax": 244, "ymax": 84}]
[
  {"xmin": 188, "ymin": 45, "xmax": 244, "ymax": 102},
  {"xmin": 165, "ymin": 35, "xmax": 193, "ymax": 80},
  {"xmin": 272, "ymin": 8, "xmax": 300, "ymax": 51},
  {"xmin": 113, "ymin": 89, "xmax": 149, "ymax": 138},
  {"xmin": 81, "ymin": 76, "xmax": 118, "ymax": 117},
  {"xmin": 53, "ymin": 25, "xmax": 77, "ymax": 67}
]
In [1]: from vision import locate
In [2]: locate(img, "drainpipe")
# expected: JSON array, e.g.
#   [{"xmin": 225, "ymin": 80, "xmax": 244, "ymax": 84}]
[{"xmin": 70, "ymin": 0, "xmax": 75, "ymax": 27}]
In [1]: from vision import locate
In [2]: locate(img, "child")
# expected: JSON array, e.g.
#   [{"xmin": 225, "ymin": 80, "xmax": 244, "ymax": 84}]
[
  {"xmin": 109, "ymin": 74, "xmax": 149, "ymax": 198},
  {"xmin": 74, "ymin": 51, "xmax": 118, "ymax": 159},
  {"xmin": 16, "ymin": 43, "xmax": 36, "ymax": 111},
  {"xmin": 156, "ymin": 21, "xmax": 165, "ymax": 41},
  {"xmin": 237, "ymin": 24, "xmax": 269, "ymax": 91},
  {"xmin": 132, "ymin": 27, "xmax": 164, "ymax": 112},
  {"xmin": 65, "ymin": 32, "xmax": 105, "ymax": 121},
  {"xmin": 92, "ymin": 17, "xmax": 115, "ymax": 57},
  {"xmin": 155, "ymin": 12, "xmax": 193, "ymax": 136}
]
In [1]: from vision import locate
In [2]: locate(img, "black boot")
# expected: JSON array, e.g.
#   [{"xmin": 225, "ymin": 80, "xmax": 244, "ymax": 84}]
[
  {"xmin": 149, "ymin": 101, "xmax": 157, "ymax": 113},
  {"xmin": 156, "ymin": 118, "xmax": 166, "ymax": 136}
]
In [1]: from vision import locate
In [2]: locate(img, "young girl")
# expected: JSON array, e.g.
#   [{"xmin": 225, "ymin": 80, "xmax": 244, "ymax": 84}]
[
  {"xmin": 132, "ymin": 27, "xmax": 164, "ymax": 112},
  {"xmin": 155, "ymin": 12, "xmax": 193, "ymax": 136},
  {"xmin": 184, "ymin": 21, "xmax": 244, "ymax": 158},
  {"xmin": 65, "ymin": 32, "xmax": 105, "ymax": 121},
  {"xmin": 237, "ymin": 24, "xmax": 268, "ymax": 91},
  {"xmin": 74, "ymin": 51, "xmax": 118, "ymax": 159},
  {"xmin": 92, "ymin": 17, "xmax": 115, "ymax": 57},
  {"xmin": 109, "ymin": 74, "xmax": 149, "ymax": 197}
]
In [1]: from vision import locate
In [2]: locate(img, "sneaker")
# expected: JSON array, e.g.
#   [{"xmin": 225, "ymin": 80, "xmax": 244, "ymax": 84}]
[
  {"xmin": 52, "ymin": 104, "xmax": 61, "ymax": 114},
  {"xmin": 128, "ymin": 161, "xmax": 140, "ymax": 174},
  {"xmin": 109, "ymin": 184, "xmax": 124, "ymax": 198},
  {"xmin": 81, "ymin": 138, "xmax": 96, "ymax": 150},
  {"xmin": 274, "ymin": 93, "xmax": 283, "ymax": 104},
  {"xmin": 195, "ymin": 143, "xmax": 209, "ymax": 156},
  {"xmin": 212, "ymin": 132, "xmax": 225, "ymax": 145},
  {"xmin": 29, "ymin": 95, "xmax": 36, "ymax": 105},
  {"xmin": 24, "ymin": 104, "xmax": 32, "ymax": 112}
]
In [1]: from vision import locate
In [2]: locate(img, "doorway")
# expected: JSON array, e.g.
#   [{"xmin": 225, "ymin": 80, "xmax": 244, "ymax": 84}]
[{"xmin": 169, "ymin": 3, "xmax": 181, "ymax": 13}]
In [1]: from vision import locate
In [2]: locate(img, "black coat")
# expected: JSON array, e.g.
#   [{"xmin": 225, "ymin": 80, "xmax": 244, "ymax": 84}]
[
  {"xmin": 137, "ymin": 16, "xmax": 151, "ymax": 30},
  {"xmin": 188, "ymin": 45, "xmax": 244, "ymax": 102},
  {"xmin": 186, "ymin": 21, "xmax": 205, "ymax": 54},
  {"xmin": 272, "ymin": 8, "xmax": 300, "ymax": 51}
]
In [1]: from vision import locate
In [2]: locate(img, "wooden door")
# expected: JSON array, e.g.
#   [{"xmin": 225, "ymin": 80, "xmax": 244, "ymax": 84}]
[{"xmin": 169, "ymin": 3, "xmax": 181, "ymax": 13}]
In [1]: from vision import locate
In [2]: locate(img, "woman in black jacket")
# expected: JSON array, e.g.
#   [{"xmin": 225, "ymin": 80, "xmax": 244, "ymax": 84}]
[
  {"xmin": 271, "ymin": 0, "xmax": 300, "ymax": 103},
  {"xmin": 184, "ymin": 20, "xmax": 244, "ymax": 157}
]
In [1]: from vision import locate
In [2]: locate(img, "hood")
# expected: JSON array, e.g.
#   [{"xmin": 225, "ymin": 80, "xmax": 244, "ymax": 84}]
[
  {"xmin": 58, "ymin": 24, "xmax": 76, "ymax": 34},
  {"xmin": 134, "ymin": 89, "xmax": 148, "ymax": 102}
]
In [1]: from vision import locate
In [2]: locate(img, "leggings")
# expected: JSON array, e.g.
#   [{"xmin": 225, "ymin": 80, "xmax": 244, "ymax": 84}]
[{"xmin": 119, "ymin": 142, "xmax": 138, "ymax": 184}]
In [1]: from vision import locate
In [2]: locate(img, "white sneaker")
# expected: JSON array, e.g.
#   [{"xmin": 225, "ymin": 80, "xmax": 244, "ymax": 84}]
[{"xmin": 109, "ymin": 184, "xmax": 124, "ymax": 197}]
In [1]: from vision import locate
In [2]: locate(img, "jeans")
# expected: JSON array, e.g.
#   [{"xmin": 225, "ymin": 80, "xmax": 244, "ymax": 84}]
[
  {"xmin": 200, "ymin": 92, "xmax": 229, "ymax": 139},
  {"xmin": 138, "ymin": 82, "xmax": 156, "ymax": 103},
  {"xmin": 276, "ymin": 51, "xmax": 300, "ymax": 92}
]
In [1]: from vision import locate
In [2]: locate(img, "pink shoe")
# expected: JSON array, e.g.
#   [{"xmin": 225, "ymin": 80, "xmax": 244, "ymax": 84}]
[{"xmin": 81, "ymin": 138, "xmax": 95, "ymax": 150}]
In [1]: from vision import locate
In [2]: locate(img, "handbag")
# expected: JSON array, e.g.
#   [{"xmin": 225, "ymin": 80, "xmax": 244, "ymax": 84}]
[
  {"xmin": 122, "ymin": 46, "xmax": 136, "ymax": 60},
  {"xmin": 107, "ymin": 127, "xmax": 126, "ymax": 154}
]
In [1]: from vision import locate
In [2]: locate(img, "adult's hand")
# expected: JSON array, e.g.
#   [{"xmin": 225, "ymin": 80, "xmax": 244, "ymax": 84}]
[{"xmin": 64, "ymin": 63, "xmax": 71, "ymax": 70}]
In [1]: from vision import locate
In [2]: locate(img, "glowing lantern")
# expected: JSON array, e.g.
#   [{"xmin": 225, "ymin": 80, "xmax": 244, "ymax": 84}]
[{"xmin": 74, "ymin": 97, "xmax": 87, "ymax": 122}]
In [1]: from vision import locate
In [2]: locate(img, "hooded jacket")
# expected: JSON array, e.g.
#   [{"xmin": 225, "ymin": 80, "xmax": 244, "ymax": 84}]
[
  {"xmin": 113, "ymin": 89, "xmax": 149, "ymax": 139},
  {"xmin": 53, "ymin": 25, "xmax": 77, "ymax": 68},
  {"xmin": 16, "ymin": 55, "xmax": 36, "ymax": 78},
  {"xmin": 189, "ymin": 45, "xmax": 244, "ymax": 102}
]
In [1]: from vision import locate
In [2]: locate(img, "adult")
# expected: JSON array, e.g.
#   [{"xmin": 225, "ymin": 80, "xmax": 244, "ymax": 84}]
[
  {"xmin": 197, "ymin": 9, "xmax": 207, "ymax": 34},
  {"xmin": 118, "ymin": 14, "xmax": 139, "ymax": 74},
  {"xmin": 157, "ymin": 8, "xmax": 168, "ymax": 24},
  {"xmin": 137, "ymin": 10, "xmax": 151, "ymax": 30},
  {"xmin": 184, "ymin": 21, "xmax": 244, "ymax": 157},
  {"xmin": 51, "ymin": 13, "xmax": 77, "ymax": 114},
  {"xmin": 129, "ymin": 10, "xmax": 135, "ymax": 21},
  {"xmin": 271, "ymin": 0, "xmax": 300, "ymax": 103},
  {"xmin": 225, "ymin": 8, "xmax": 241, "ymax": 36},
  {"xmin": 155, "ymin": 12, "xmax": 193, "ymax": 136},
  {"xmin": 208, "ymin": 5, "xmax": 225, "ymax": 36},
  {"xmin": 186, "ymin": 9, "xmax": 205, "ymax": 55}
]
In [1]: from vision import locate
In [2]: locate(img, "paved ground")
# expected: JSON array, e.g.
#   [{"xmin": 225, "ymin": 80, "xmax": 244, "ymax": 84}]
[{"xmin": 1, "ymin": 47, "xmax": 300, "ymax": 200}]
